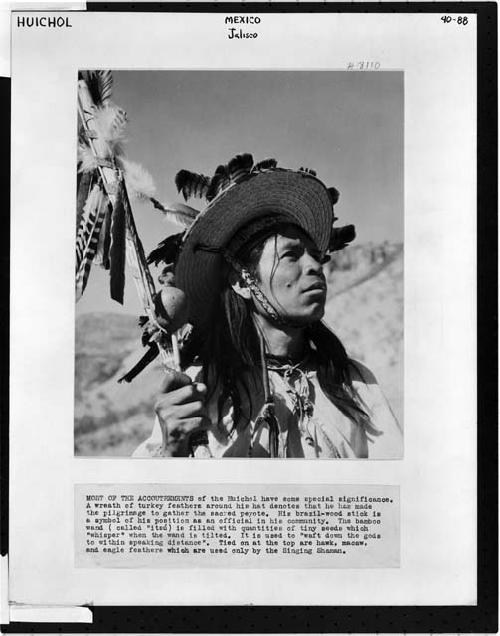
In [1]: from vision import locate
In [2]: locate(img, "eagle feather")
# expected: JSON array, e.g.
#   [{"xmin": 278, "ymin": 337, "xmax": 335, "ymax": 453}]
[
  {"xmin": 227, "ymin": 153, "xmax": 253, "ymax": 183},
  {"xmin": 147, "ymin": 232, "xmax": 184, "ymax": 267},
  {"xmin": 80, "ymin": 70, "xmax": 114, "ymax": 107},
  {"xmin": 175, "ymin": 169, "xmax": 210, "ymax": 201},
  {"xmin": 253, "ymin": 158, "xmax": 277, "ymax": 172}
]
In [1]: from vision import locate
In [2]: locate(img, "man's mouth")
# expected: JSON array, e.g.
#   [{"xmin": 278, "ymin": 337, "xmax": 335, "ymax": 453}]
[{"xmin": 303, "ymin": 282, "xmax": 327, "ymax": 293}]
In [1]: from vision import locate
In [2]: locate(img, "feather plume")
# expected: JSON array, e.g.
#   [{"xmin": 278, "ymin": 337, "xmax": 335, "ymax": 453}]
[
  {"xmin": 150, "ymin": 198, "xmax": 199, "ymax": 228},
  {"xmin": 119, "ymin": 158, "xmax": 156, "ymax": 200},
  {"xmin": 299, "ymin": 166, "xmax": 317, "ymax": 176},
  {"xmin": 76, "ymin": 171, "xmax": 94, "ymax": 236},
  {"xmin": 81, "ymin": 70, "xmax": 114, "ymax": 107},
  {"xmin": 207, "ymin": 164, "xmax": 231, "ymax": 201},
  {"xmin": 97, "ymin": 70, "xmax": 113, "ymax": 105},
  {"xmin": 94, "ymin": 202, "xmax": 113, "ymax": 269},
  {"xmin": 77, "ymin": 143, "xmax": 99, "ymax": 173},
  {"xmin": 329, "ymin": 224, "xmax": 356, "ymax": 252},
  {"xmin": 80, "ymin": 71, "xmax": 101, "ymax": 106},
  {"xmin": 92, "ymin": 104, "xmax": 127, "ymax": 150},
  {"xmin": 227, "ymin": 153, "xmax": 253, "ymax": 183},
  {"xmin": 328, "ymin": 187, "xmax": 340, "ymax": 206},
  {"xmin": 252, "ymin": 158, "xmax": 277, "ymax": 172},
  {"xmin": 147, "ymin": 232, "xmax": 184, "ymax": 267},
  {"xmin": 76, "ymin": 183, "xmax": 106, "ymax": 269},
  {"xmin": 75, "ymin": 183, "xmax": 108, "ymax": 299},
  {"xmin": 175, "ymin": 169, "xmax": 210, "ymax": 201},
  {"xmin": 78, "ymin": 127, "xmax": 89, "ymax": 148}
]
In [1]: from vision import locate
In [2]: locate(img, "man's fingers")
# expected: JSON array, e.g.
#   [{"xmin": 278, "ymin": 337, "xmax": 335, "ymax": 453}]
[
  {"xmin": 155, "ymin": 372, "xmax": 209, "ymax": 457},
  {"xmin": 159, "ymin": 369, "xmax": 193, "ymax": 393},
  {"xmin": 155, "ymin": 398, "xmax": 207, "ymax": 422},
  {"xmin": 155, "ymin": 383, "xmax": 207, "ymax": 409},
  {"xmin": 173, "ymin": 382, "xmax": 207, "ymax": 404},
  {"xmin": 171, "ymin": 400, "xmax": 207, "ymax": 420}
]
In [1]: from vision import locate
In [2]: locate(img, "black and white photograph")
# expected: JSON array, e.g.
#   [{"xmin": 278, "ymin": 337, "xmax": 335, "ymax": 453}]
[
  {"xmin": 75, "ymin": 70, "xmax": 404, "ymax": 459},
  {"xmin": 6, "ymin": 5, "xmax": 488, "ymax": 625}
]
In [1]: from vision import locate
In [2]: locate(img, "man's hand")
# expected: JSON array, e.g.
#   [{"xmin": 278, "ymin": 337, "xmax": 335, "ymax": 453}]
[{"xmin": 154, "ymin": 370, "xmax": 208, "ymax": 456}]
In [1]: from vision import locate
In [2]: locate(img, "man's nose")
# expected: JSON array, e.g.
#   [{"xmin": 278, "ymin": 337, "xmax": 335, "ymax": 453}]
[{"xmin": 302, "ymin": 252, "xmax": 324, "ymax": 274}]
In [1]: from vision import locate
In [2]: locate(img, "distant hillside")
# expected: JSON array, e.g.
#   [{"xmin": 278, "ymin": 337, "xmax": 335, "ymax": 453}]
[
  {"xmin": 75, "ymin": 242, "xmax": 403, "ymax": 456},
  {"xmin": 324, "ymin": 243, "xmax": 403, "ymax": 419},
  {"xmin": 75, "ymin": 311, "xmax": 164, "ymax": 454},
  {"xmin": 75, "ymin": 312, "xmax": 139, "ymax": 401}
]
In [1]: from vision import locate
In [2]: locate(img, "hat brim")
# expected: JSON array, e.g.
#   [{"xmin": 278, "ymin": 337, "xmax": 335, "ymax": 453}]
[{"xmin": 175, "ymin": 169, "xmax": 334, "ymax": 334}]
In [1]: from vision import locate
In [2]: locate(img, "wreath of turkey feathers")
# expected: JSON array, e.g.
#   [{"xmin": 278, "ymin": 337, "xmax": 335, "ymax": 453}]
[
  {"xmin": 174, "ymin": 153, "xmax": 279, "ymax": 203},
  {"xmin": 145, "ymin": 154, "xmax": 354, "ymax": 268}
]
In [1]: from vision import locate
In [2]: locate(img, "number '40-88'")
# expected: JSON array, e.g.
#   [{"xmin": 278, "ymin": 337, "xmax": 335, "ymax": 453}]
[{"xmin": 441, "ymin": 15, "xmax": 469, "ymax": 25}]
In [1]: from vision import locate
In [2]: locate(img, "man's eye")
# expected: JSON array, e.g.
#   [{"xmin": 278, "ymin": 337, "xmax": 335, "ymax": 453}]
[
  {"xmin": 308, "ymin": 250, "xmax": 326, "ymax": 263},
  {"xmin": 281, "ymin": 250, "xmax": 299, "ymax": 260}
]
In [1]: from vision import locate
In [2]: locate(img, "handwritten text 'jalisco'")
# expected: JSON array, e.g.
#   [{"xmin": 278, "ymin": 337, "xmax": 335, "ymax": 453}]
[{"xmin": 225, "ymin": 16, "xmax": 260, "ymax": 40}]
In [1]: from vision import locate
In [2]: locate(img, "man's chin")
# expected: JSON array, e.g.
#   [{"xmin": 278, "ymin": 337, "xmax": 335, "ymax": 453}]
[{"xmin": 292, "ymin": 304, "xmax": 325, "ymax": 325}]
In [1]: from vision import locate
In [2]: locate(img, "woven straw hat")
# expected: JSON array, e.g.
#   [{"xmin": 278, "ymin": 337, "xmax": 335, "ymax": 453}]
[{"xmin": 152, "ymin": 154, "xmax": 352, "ymax": 334}]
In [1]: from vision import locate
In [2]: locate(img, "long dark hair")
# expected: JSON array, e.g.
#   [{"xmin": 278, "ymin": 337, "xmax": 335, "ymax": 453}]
[{"xmin": 181, "ymin": 227, "xmax": 367, "ymax": 431}]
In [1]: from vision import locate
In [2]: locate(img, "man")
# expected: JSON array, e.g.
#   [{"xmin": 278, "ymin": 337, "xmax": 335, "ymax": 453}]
[{"xmin": 133, "ymin": 154, "xmax": 402, "ymax": 458}]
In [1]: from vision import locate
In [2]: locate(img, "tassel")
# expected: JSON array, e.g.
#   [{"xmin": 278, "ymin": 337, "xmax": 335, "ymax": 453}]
[
  {"xmin": 256, "ymin": 326, "xmax": 280, "ymax": 458},
  {"xmin": 109, "ymin": 184, "xmax": 127, "ymax": 304},
  {"xmin": 252, "ymin": 401, "xmax": 280, "ymax": 458}
]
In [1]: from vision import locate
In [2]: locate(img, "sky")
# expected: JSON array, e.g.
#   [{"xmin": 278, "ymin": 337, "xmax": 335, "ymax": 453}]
[{"xmin": 77, "ymin": 70, "xmax": 403, "ymax": 316}]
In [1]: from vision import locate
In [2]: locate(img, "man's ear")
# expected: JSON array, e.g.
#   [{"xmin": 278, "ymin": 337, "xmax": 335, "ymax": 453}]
[
  {"xmin": 231, "ymin": 278, "xmax": 252, "ymax": 300},
  {"xmin": 229, "ymin": 270, "xmax": 252, "ymax": 300}
]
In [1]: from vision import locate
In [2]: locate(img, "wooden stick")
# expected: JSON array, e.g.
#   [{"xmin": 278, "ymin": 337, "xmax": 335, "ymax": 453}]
[{"xmin": 77, "ymin": 79, "xmax": 172, "ymax": 369}]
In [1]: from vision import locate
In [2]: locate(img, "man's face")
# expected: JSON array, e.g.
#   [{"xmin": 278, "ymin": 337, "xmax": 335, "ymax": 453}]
[{"xmin": 255, "ymin": 225, "xmax": 328, "ymax": 324}]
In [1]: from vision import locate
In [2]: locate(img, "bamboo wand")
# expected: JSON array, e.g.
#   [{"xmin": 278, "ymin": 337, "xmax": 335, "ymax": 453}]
[{"xmin": 77, "ymin": 79, "xmax": 181, "ymax": 372}]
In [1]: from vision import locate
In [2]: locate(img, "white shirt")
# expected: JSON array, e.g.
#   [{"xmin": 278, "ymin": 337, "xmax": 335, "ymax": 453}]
[{"xmin": 132, "ymin": 357, "xmax": 402, "ymax": 459}]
